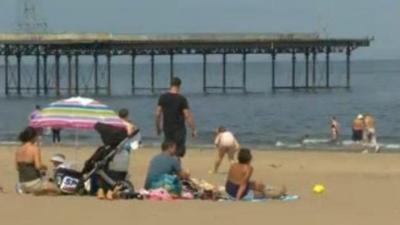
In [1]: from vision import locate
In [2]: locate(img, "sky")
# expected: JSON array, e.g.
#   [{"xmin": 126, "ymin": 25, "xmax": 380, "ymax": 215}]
[{"xmin": 0, "ymin": 0, "xmax": 399, "ymax": 60}]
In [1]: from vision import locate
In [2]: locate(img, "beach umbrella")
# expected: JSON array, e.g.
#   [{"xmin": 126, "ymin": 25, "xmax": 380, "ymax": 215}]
[{"xmin": 29, "ymin": 96, "xmax": 124, "ymax": 129}]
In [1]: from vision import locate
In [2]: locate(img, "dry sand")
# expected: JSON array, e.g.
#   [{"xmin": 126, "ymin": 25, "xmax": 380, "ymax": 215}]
[{"xmin": 1, "ymin": 145, "xmax": 400, "ymax": 225}]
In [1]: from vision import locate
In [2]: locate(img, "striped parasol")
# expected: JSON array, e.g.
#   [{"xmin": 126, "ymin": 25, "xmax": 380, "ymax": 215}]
[{"xmin": 29, "ymin": 97, "xmax": 125, "ymax": 129}]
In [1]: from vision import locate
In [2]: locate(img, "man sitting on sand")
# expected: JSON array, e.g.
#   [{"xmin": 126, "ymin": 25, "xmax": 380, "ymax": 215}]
[
  {"xmin": 226, "ymin": 148, "xmax": 286, "ymax": 201},
  {"xmin": 144, "ymin": 141, "xmax": 190, "ymax": 195},
  {"xmin": 210, "ymin": 126, "xmax": 240, "ymax": 174}
]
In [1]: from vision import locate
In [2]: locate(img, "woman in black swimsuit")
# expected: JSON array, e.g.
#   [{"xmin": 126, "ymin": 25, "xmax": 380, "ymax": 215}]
[{"xmin": 15, "ymin": 127, "xmax": 59, "ymax": 195}]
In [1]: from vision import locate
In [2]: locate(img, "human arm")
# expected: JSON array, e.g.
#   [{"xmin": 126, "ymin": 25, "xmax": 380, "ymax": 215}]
[
  {"xmin": 214, "ymin": 133, "xmax": 221, "ymax": 147},
  {"xmin": 233, "ymin": 136, "xmax": 240, "ymax": 150},
  {"xmin": 33, "ymin": 145, "xmax": 47, "ymax": 171},
  {"xmin": 172, "ymin": 157, "xmax": 190, "ymax": 179},
  {"xmin": 183, "ymin": 109, "xmax": 197, "ymax": 138},
  {"xmin": 155, "ymin": 106, "xmax": 162, "ymax": 136},
  {"xmin": 235, "ymin": 166, "xmax": 253, "ymax": 200}
]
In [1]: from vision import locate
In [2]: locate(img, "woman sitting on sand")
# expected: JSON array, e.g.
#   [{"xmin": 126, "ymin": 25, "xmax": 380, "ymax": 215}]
[
  {"xmin": 225, "ymin": 148, "xmax": 286, "ymax": 201},
  {"xmin": 15, "ymin": 127, "xmax": 59, "ymax": 195}
]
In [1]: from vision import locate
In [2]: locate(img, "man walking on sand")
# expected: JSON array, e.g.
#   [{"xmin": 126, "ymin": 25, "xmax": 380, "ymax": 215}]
[{"xmin": 155, "ymin": 77, "xmax": 197, "ymax": 158}]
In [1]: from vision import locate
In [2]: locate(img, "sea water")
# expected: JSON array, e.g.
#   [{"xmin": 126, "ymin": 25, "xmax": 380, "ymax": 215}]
[{"xmin": 0, "ymin": 59, "xmax": 399, "ymax": 151}]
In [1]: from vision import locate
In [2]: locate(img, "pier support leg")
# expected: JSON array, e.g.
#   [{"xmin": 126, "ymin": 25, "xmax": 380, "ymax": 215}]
[
  {"xmin": 36, "ymin": 53, "xmax": 40, "ymax": 96},
  {"xmin": 170, "ymin": 53, "xmax": 174, "ymax": 82},
  {"xmin": 346, "ymin": 47, "xmax": 351, "ymax": 89},
  {"xmin": 292, "ymin": 51, "xmax": 296, "ymax": 89},
  {"xmin": 67, "ymin": 54, "xmax": 72, "ymax": 96},
  {"xmin": 94, "ymin": 53, "xmax": 98, "ymax": 95},
  {"xmin": 131, "ymin": 53, "xmax": 136, "ymax": 94},
  {"xmin": 151, "ymin": 53, "xmax": 155, "ymax": 94},
  {"xmin": 271, "ymin": 51, "xmax": 276, "ymax": 90},
  {"xmin": 17, "ymin": 53, "xmax": 21, "ymax": 95},
  {"xmin": 75, "ymin": 54, "xmax": 79, "ymax": 95},
  {"xmin": 55, "ymin": 53, "xmax": 61, "ymax": 96},
  {"xmin": 222, "ymin": 53, "xmax": 226, "ymax": 93},
  {"xmin": 312, "ymin": 50, "xmax": 316, "ymax": 89},
  {"xmin": 305, "ymin": 50, "xmax": 310, "ymax": 89},
  {"xmin": 43, "ymin": 54, "xmax": 48, "ymax": 95},
  {"xmin": 326, "ymin": 47, "xmax": 330, "ymax": 88},
  {"xmin": 203, "ymin": 53, "xmax": 207, "ymax": 93},
  {"xmin": 242, "ymin": 53, "xmax": 247, "ymax": 92},
  {"xmin": 4, "ymin": 54, "xmax": 9, "ymax": 96},
  {"xmin": 107, "ymin": 53, "xmax": 111, "ymax": 96}
]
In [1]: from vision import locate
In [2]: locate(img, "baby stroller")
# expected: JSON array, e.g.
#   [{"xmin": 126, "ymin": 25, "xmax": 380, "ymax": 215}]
[{"xmin": 54, "ymin": 122, "xmax": 142, "ymax": 199}]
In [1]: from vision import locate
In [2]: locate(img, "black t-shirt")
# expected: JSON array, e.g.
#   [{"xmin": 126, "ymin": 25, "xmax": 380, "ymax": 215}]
[{"xmin": 158, "ymin": 92, "xmax": 189, "ymax": 133}]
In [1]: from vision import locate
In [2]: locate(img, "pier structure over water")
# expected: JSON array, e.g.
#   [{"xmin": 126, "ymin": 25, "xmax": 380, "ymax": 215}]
[{"xmin": 0, "ymin": 32, "xmax": 371, "ymax": 96}]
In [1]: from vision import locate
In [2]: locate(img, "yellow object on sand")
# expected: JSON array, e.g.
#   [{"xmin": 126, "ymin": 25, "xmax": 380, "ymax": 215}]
[{"xmin": 313, "ymin": 184, "xmax": 325, "ymax": 193}]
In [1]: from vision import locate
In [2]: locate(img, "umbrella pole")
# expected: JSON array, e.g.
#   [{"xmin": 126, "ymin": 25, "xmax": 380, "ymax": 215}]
[{"xmin": 74, "ymin": 129, "xmax": 79, "ymax": 160}]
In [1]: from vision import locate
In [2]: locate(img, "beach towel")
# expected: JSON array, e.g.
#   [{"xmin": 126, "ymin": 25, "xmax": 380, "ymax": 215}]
[
  {"xmin": 147, "ymin": 174, "xmax": 182, "ymax": 195},
  {"xmin": 222, "ymin": 193, "xmax": 299, "ymax": 202}
]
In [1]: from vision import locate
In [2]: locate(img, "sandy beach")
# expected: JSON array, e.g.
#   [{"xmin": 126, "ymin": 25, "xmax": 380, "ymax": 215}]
[{"xmin": 1, "ymin": 145, "xmax": 400, "ymax": 225}]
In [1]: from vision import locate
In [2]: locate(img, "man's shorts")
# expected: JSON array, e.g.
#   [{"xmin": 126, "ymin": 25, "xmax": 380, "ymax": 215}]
[{"xmin": 164, "ymin": 130, "xmax": 186, "ymax": 157}]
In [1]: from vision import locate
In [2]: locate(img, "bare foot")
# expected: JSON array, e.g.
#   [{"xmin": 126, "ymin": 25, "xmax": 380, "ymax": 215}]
[
  {"xmin": 106, "ymin": 190, "xmax": 114, "ymax": 200},
  {"xmin": 97, "ymin": 188, "xmax": 105, "ymax": 200}
]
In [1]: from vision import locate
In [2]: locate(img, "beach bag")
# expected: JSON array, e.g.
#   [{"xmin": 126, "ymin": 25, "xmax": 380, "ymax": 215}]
[{"xmin": 54, "ymin": 168, "xmax": 82, "ymax": 194}]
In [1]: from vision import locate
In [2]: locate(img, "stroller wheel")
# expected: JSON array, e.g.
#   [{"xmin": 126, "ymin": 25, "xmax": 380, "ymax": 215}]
[{"xmin": 113, "ymin": 181, "xmax": 143, "ymax": 200}]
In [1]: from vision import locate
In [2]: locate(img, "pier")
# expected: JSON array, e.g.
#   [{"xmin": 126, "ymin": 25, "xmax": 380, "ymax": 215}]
[{"xmin": 0, "ymin": 32, "xmax": 371, "ymax": 96}]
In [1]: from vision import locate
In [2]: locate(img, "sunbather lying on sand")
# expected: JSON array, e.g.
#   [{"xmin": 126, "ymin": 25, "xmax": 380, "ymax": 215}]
[{"xmin": 225, "ymin": 148, "xmax": 286, "ymax": 201}]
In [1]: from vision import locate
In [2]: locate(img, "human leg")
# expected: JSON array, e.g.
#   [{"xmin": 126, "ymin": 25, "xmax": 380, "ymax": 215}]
[
  {"xmin": 55, "ymin": 130, "xmax": 61, "ymax": 143},
  {"xmin": 21, "ymin": 179, "xmax": 60, "ymax": 196},
  {"xmin": 212, "ymin": 147, "xmax": 226, "ymax": 173},
  {"xmin": 250, "ymin": 181, "xmax": 286, "ymax": 199},
  {"xmin": 264, "ymin": 185, "xmax": 287, "ymax": 199},
  {"xmin": 165, "ymin": 129, "xmax": 187, "ymax": 158},
  {"xmin": 52, "ymin": 130, "xmax": 56, "ymax": 143},
  {"xmin": 226, "ymin": 146, "xmax": 236, "ymax": 164}
]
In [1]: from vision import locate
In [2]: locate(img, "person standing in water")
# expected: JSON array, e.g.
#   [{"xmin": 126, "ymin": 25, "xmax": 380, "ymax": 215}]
[
  {"xmin": 352, "ymin": 114, "xmax": 364, "ymax": 143},
  {"xmin": 363, "ymin": 113, "xmax": 379, "ymax": 152},
  {"xmin": 330, "ymin": 116, "xmax": 340, "ymax": 142}
]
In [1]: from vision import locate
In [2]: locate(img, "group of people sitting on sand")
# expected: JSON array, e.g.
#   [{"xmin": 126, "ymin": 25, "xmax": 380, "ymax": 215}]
[
  {"xmin": 13, "ymin": 125, "xmax": 286, "ymax": 201},
  {"xmin": 11, "ymin": 77, "xmax": 287, "ymax": 201}
]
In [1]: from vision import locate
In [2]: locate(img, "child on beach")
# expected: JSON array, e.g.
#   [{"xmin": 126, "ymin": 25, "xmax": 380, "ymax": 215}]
[
  {"xmin": 330, "ymin": 116, "xmax": 340, "ymax": 142},
  {"xmin": 210, "ymin": 126, "xmax": 240, "ymax": 174},
  {"xmin": 225, "ymin": 148, "xmax": 286, "ymax": 201}
]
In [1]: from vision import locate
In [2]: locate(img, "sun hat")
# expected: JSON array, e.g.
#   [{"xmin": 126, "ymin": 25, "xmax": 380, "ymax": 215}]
[{"xmin": 51, "ymin": 153, "xmax": 66, "ymax": 163}]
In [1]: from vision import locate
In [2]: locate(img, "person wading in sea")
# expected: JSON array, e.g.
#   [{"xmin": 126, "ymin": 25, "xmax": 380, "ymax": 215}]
[{"xmin": 155, "ymin": 77, "xmax": 197, "ymax": 159}]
